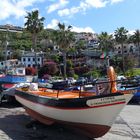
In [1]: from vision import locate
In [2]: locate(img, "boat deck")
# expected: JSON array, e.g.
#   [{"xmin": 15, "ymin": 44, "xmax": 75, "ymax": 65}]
[
  {"xmin": 19, "ymin": 88, "xmax": 96, "ymax": 99},
  {"xmin": 17, "ymin": 86, "xmax": 134, "ymax": 99}
]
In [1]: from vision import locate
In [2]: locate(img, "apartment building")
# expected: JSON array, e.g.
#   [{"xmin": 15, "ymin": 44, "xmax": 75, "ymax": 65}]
[
  {"xmin": 114, "ymin": 43, "xmax": 138, "ymax": 55},
  {"xmin": 21, "ymin": 52, "xmax": 44, "ymax": 67}
]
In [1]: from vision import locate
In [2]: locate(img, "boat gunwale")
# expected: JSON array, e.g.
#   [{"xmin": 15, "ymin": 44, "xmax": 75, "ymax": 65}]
[{"xmin": 15, "ymin": 88, "xmax": 125, "ymax": 101}]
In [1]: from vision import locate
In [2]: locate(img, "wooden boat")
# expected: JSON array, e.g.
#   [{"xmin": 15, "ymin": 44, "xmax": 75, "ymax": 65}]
[
  {"xmin": 0, "ymin": 67, "xmax": 33, "ymax": 103},
  {"xmin": 131, "ymin": 88, "xmax": 140, "ymax": 103},
  {"xmin": 1, "ymin": 82, "xmax": 49, "ymax": 103},
  {"xmin": 0, "ymin": 67, "xmax": 33, "ymax": 84},
  {"xmin": 117, "ymin": 77, "xmax": 140, "ymax": 104},
  {"xmin": 15, "ymin": 67, "xmax": 137, "ymax": 138}
]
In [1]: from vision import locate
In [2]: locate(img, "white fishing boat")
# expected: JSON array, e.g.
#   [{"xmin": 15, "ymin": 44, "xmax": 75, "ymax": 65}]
[{"xmin": 15, "ymin": 66, "xmax": 137, "ymax": 138}]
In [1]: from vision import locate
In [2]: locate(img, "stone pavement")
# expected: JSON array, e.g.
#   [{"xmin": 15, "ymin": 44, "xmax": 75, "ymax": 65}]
[
  {"xmin": 0, "ymin": 103, "xmax": 89, "ymax": 140},
  {"xmin": 97, "ymin": 104, "xmax": 140, "ymax": 140}
]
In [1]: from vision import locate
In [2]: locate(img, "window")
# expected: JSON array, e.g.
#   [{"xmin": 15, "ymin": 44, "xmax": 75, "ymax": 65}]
[
  {"xmin": 130, "ymin": 50, "xmax": 133, "ymax": 53},
  {"xmin": 33, "ymin": 58, "xmax": 35, "ymax": 61},
  {"xmin": 1, "ymin": 62, "xmax": 3, "ymax": 65},
  {"xmin": 18, "ymin": 70, "xmax": 23, "ymax": 74},
  {"xmin": 38, "ymin": 64, "xmax": 40, "ymax": 68},
  {"xmin": 38, "ymin": 58, "xmax": 40, "ymax": 61},
  {"xmin": 28, "ymin": 58, "xmax": 30, "ymax": 61},
  {"xmin": 23, "ymin": 58, "xmax": 25, "ymax": 61}
]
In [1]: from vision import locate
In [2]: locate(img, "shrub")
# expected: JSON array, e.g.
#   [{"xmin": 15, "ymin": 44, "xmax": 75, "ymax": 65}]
[
  {"xmin": 84, "ymin": 69, "xmax": 101, "ymax": 78},
  {"xmin": 38, "ymin": 61, "xmax": 58, "ymax": 78},
  {"xmin": 125, "ymin": 68, "xmax": 140, "ymax": 77},
  {"xmin": 73, "ymin": 74, "xmax": 79, "ymax": 80},
  {"xmin": 74, "ymin": 66, "xmax": 90, "ymax": 76},
  {"xmin": 25, "ymin": 67, "xmax": 37, "ymax": 75}
]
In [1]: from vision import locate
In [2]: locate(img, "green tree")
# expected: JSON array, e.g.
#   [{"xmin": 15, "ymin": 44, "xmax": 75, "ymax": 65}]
[
  {"xmin": 75, "ymin": 40, "xmax": 85, "ymax": 53},
  {"xmin": 12, "ymin": 49, "xmax": 23, "ymax": 59},
  {"xmin": 98, "ymin": 32, "xmax": 113, "ymax": 52},
  {"xmin": 132, "ymin": 30, "xmax": 140, "ymax": 65},
  {"xmin": 52, "ymin": 23, "xmax": 75, "ymax": 79},
  {"xmin": 124, "ymin": 55, "xmax": 138, "ymax": 70},
  {"xmin": 98, "ymin": 32, "xmax": 114, "ymax": 66},
  {"xmin": 24, "ymin": 10, "xmax": 45, "ymax": 67},
  {"xmin": 114, "ymin": 27, "xmax": 128, "ymax": 74},
  {"xmin": 39, "ymin": 29, "xmax": 54, "ymax": 52},
  {"xmin": 0, "ymin": 32, "xmax": 6, "ymax": 48},
  {"xmin": 0, "ymin": 48, "xmax": 4, "ymax": 60}
]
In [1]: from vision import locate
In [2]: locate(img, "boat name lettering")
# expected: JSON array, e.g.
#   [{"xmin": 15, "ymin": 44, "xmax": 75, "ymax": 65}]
[
  {"xmin": 86, "ymin": 96, "xmax": 125, "ymax": 107},
  {"xmin": 100, "ymin": 97, "xmax": 114, "ymax": 101}
]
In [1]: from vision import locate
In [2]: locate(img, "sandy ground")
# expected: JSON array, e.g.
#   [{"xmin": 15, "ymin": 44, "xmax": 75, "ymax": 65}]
[{"xmin": 0, "ymin": 102, "xmax": 140, "ymax": 140}]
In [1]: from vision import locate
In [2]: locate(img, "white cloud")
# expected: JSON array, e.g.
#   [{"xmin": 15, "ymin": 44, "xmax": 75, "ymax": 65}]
[
  {"xmin": 84, "ymin": 0, "xmax": 108, "ymax": 8},
  {"xmin": 58, "ymin": 0, "xmax": 125, "ymax": 17},
  {"xmin": 58, "ymin": 0, "xmax": 109, "ymax": 17},
  {"xmin": 46, "ymin": 19, "xmax": 95, "ymax": 33},
  {"xmin": 72, "ymin": 26, "xmax": 95, "ymax": 33},
  {"xmin": 58, "ymin": 7, "xmax": 81, "ymax": 17},
  {"xmin": 46, "ymin": 19, "xmax": 59, "ymax": 29},
  {"xmin": 0, "ymin": 0, "xmax": 44, "ymax": 20},
  {"xmin": 128, "ymin": 30, "xmax": 135, "ymax": 35},
  {"xmin": 47, "ymin": 0, "xmax": 69, "ymax": 13},
  {"xmin": 111, "ymin": 0, "xmax": 124, "ymax": 4}
]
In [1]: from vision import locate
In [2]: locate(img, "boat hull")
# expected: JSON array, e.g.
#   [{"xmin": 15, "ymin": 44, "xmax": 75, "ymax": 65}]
[
  {"xmin": 130, "ymin": 87, "xmax": 140, "ymax": 103},
  {"xmin": 15, "ymin": 89, "xmax": 134, "ymax": 138},
  {"xmin": 25, "ymin": 106, "xmax": 110, "ymax": 138}
]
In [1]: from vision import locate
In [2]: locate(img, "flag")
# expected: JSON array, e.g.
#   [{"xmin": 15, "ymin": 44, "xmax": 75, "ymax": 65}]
[{"xmin": 100, "ymin": 52, "xmax": 107, "ymax": 59}]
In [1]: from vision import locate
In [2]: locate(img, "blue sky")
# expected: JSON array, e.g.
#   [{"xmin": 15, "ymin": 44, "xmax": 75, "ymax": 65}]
[{"xmin": 0, "ymin": 0, "xmax": 139, "ymax": 34}]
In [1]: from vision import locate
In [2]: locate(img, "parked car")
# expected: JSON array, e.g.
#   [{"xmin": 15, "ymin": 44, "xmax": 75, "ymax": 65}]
[
  {"xmin": 67, "ymin": 77, "xmax": 76, "ymax": 84},
  {"xmin": 117, "ymin": 75, "xmax": 126, "ymax": 80},
  {"xmin": 75, "ymin": 77, "xmax": 88, "ymax": 85}
]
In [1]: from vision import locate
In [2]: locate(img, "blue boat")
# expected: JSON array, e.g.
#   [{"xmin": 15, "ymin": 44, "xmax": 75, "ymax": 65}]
[
  {"xmin": 0, "ymin": 67, "xmax": 33, "ymax": 84},
  {"xmin": 130, "ymin": 87, "xmax": 140, "ymax": 103},
  {"xmin": 0, "ymin": 75, "xmax": 28, "ymax": 83},
  {"xmin": 118, "ymin": 78, "xmax": 140, "ymax": 104}
]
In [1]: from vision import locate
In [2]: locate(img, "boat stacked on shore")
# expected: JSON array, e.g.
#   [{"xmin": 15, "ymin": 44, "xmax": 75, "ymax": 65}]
[
  {"xmin": 0, "ymin": 67, "xmax": 34, "ymax": 103},
  {"xmin": 14, "ymin": 66, "xmax": 138, "ymax": 138}
]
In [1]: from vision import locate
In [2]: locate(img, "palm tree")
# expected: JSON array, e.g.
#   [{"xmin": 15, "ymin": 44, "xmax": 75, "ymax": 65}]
[
  {"xmin": 98, "ymin": 32, "xmax": 114, "ymax": 66},
  {"xmin": 53, "ymin": 22, "xmax": 74, "ymax": 79},
  {"xmin": 114, "ymin": 27, "xmax": 128, "ymax": 74},
  {"xmin": 132, "ymin": 30, "xmax": 140, "ymax": 65},
  {"xmin": 98, "ymin": 32, "xmax": 113, "ymax": 52},
  {"xmin": 24, "ymin": 10, "xmax": 45, "ymax": 67}
]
